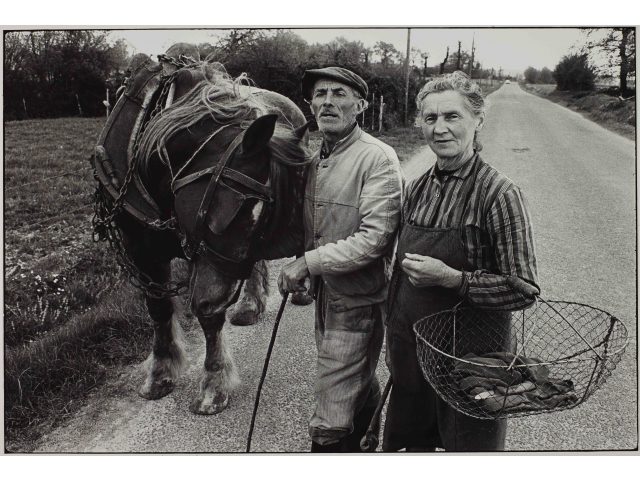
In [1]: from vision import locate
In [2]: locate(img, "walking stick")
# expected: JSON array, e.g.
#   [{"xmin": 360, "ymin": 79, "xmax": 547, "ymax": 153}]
[
  {"xmin": 360, "ymin": 377, "xmax": 393, "ymax": 452},
  {"xmin": 246, "ymin": 292, "xmax": 290, "ymax": 453}
]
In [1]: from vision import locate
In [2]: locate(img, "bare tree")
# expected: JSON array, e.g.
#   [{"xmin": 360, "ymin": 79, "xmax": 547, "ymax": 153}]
[
  {"xmin": 421, "ymin": 52, "xmax": 429, "ymax": 75},
  {"xmin": 582, "ymin": 27, "xmax": 635, "ymax": 95},
  {"xmin": 468, "ymin": 35, "xmax": 476, "ymax": 77},
  {"xmin": 439, "ymin": 46, "xmax": 449, "ymax": 75}
]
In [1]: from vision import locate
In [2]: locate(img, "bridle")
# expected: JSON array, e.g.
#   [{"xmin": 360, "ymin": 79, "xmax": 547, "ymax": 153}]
[{"xmin": 171, "ymin": 123, "xmax": 273, "ymax": 279}]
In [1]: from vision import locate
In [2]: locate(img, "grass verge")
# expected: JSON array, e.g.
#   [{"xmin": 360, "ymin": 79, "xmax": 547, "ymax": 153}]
[
  {"xmin": 3, "ymin": 117, "xmax": 152, "ymax": 451},
  {"xmin": 520, "ymin": 83, "xmax": 636, "ymax": 141},
  {"xmin": 4, "ymin": 285, "xmax": 152, "ymax": 452}
]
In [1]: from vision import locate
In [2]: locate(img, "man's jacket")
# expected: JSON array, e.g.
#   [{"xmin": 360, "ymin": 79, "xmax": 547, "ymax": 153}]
[{"xmin": 304, "ymin": 124, "xmax": 403, "ymax": 312}]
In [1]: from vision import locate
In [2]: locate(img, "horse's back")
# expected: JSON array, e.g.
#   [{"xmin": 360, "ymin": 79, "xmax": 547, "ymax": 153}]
[{"xmin": 249, "ymin": 88, "xmax": 307, "ymax": 128}]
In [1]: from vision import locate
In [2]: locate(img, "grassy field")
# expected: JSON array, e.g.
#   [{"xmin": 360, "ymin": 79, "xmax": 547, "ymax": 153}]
[
  {"xmin": 4, "ymin": 117, "xmax": 155, "ymax": 450},
  {"xmin": 520, "ymin": 83, "xmax": 636, "ymax": 140},
  {"xmin": 4, "ymin": 118, "xmax": 116, "ymax": 347}
]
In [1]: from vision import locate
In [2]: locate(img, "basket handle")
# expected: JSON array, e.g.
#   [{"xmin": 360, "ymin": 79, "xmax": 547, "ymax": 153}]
[
  {"xmin": 450, "ymin": 301, "xmax": 464, "ymax": 358},
  {"xmin": 507, "ymin": 308, "xmax": 537, "ymax": 371}
]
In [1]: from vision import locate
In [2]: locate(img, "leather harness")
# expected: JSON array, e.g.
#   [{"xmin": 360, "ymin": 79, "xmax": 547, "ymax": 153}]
[{"xmin": 170, "ymin": 124, "xmax": 273, "ymax": 278}]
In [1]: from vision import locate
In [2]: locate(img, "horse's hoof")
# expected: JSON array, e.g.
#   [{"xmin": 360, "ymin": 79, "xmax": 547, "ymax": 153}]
[
  {"xmin": 189, "ymin": 393, "xmax": 229, "ymax": 415},
  {"xmin": 138, "ymin": 378, "xmax": 175, "ymax": 400},
  {"xmin": 229, "ymin": 309, "xmax": 259, "ymax": 326},
  {"xmin": 291, "ymin": 292, "xmax": 313, "ymax": 306}
]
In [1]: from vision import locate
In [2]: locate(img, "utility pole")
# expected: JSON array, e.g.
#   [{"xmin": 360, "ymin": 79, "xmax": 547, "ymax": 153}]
[
  {"xmin": 404, "ymin": 28, "xmax": 411, "ymax": 126},
  {"xmin": 371, "ymin": 93, "xmax": 376, "ymax": 130},
  {"xmin": 469, "ymin": 34, "xmax": 476, "ymax": 77}
]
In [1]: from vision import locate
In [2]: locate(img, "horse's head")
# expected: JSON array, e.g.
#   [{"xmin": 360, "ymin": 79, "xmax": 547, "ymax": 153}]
[
  {"xmin": 140, "ymin": 77, "xmax": 310, "ymax": 314},
  {"xmin": 138, "ymin": 68, "xmax": 311, "ymax": 315},
  {"xmin": 172, "ymin": 115, "xmax": 274, "ymax": 312}
]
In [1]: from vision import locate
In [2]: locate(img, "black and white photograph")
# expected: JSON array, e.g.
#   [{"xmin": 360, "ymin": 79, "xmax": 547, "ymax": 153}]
[{"xmin": 2, "ymin": 19, "xmax": 637, "ymax": 461}]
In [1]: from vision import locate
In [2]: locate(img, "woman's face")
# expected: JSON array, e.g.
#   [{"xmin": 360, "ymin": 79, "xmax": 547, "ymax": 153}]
[{"xmin": 419, "ymin": 90, "xmax": 483, "ymax": 165}]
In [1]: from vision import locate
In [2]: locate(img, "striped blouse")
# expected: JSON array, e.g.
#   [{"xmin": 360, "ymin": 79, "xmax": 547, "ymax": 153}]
[{"xmin": 404, "ymin": 154, "xmax": 539, "ymax": 311}]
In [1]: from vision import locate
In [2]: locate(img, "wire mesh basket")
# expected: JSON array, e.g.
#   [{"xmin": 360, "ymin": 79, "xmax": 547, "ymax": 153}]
[{"xmin": 412, "ymin": 298, "xmax": 628, "ymax": 420}]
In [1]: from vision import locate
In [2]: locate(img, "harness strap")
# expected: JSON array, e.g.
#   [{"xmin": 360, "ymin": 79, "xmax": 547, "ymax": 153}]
[
  {"xmin": 188, "ymin": 131, "xmax": 245, "ymax": 258},
  {"xmin": 172, "ymin": 166, "xmax": 272, "ymax": 200},
  {"xmin": 170, "ymin": 124, "xmax": 231, "ymax": 188}
]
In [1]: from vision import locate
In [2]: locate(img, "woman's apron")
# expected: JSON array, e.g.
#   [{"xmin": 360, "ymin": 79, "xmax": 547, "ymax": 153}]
[{"xmin": 382, "ymin": 158, "xmax": 510, "ymax": 452}]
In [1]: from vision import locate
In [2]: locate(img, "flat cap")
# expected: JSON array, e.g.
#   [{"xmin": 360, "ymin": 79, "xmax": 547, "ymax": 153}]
[{"xmin": 302, "ymin": 66, "xmax": 368, "ymax": 100}]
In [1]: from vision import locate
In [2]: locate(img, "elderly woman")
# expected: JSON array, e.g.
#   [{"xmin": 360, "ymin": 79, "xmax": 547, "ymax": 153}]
[{"xmin": 382, "ymin": 71, "xmax": 540, "ymax": 452}]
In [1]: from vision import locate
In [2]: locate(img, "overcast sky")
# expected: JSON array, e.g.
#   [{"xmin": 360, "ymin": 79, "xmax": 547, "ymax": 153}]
[{"xmin": 108, "ymin": 27, "xmax": 590, "ymax": 76}]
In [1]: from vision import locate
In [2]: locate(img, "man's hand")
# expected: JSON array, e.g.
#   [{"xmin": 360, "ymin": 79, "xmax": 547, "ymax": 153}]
[
  {"xmin": 401, "ymin": 253, "xmax": 460, "ymax": 289},
  {"xmin": 278, "ymin": 257, "xmax": 310, "ymax": 296}
]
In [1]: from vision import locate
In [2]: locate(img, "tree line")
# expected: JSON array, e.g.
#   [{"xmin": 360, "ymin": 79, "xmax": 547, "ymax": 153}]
[
  {"xmin": 4, "ymin": 29, "xmax": 504, "ymax": 125},
  {"xmin": 4, "ymin": 30, "xmax": 128, "ymax": 120}
]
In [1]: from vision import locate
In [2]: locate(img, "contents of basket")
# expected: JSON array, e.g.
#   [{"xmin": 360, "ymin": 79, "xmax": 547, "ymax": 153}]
[{"xmin": 452, "ymin": 352, "xmax": 578, "ymax": 414}]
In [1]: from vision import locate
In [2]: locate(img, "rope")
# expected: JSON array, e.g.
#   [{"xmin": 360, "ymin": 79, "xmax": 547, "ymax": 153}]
[{"xmin": 246, "ymin": 292, "xmax": 289, "ymax": 453}]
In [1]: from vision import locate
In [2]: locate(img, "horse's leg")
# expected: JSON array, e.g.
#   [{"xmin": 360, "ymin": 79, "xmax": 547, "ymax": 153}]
[
  {"xmin": 189, "ymin": 257, "xmax": 242, "ymax": 414},
  {"xmin": 189, "ymin": 312, "xmax": 240, "ymax": 414},
  {"xmin": 137, "ymin": 260, "xmax": 187, "ymax": 400},
  {"xmin": 228, "ymin": 260, "xmax": 269, "ymax": 326}
]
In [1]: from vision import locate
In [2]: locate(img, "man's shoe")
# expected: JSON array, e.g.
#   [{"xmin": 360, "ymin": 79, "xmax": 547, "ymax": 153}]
[{"xmin": 310, "ymin": 440, "xmax": 347, "ymax": 453}]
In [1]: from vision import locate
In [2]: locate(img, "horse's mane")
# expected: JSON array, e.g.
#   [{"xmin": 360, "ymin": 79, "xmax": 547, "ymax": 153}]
[
  {"xmin": 138, "ymin": 62, "xmax": 309, "ymax": 243},
  {"xmin": 139, "ymin": 63, "xmax": 263, "ymax": 165}
]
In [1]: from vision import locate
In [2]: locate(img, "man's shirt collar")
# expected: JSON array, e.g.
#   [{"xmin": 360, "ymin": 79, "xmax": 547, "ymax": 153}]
[{"xmin": 320, "ymin": 123, "xmax": 361, "ymax": 159}]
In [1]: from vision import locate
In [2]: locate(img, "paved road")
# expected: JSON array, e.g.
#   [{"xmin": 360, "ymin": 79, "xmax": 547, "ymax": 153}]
[{"xmin": 35, "ymin": 83, "xmax": 637, "ymax": 453}]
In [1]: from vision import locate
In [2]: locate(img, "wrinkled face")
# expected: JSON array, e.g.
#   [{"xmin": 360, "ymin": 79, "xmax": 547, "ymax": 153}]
[
  {"xmin": 419, "ymin": 90, "xmax": 484, "ymax": 164},
  {"xmin": 310, "ymin": 79, "xmax": 365, "ymax": 139}
]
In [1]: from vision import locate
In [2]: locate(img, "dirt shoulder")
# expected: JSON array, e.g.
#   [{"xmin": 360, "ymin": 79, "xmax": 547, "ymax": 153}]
[{"xmin": 520, "ymin": 83, "xmax": 636, "ymax": 141}]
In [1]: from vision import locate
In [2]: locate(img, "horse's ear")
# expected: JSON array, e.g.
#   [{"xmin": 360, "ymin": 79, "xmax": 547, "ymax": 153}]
[
  {"xmin": 243, "ymin": 114, "xmax": 278, "ymax": 153},
  {"xmin": 293, "ymin": 119, "xmax": 317, "ymax": 140}
]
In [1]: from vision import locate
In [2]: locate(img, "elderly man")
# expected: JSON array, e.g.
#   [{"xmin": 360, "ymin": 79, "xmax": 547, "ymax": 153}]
[{"xmin": 279, "ymin": 67, "xmax": 403, "ymax": 452}]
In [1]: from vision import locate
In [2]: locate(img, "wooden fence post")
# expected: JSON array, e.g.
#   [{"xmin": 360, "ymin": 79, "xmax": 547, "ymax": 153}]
[
  {"xmin": 22, "ymin": 98, "xmax": 28, "ymax": 118},
  {"xmin": 378, "ymin": 95, "xmax": 384, "ymax": 132},
  {"xmin": 371, "ymin": 93, "xmax": 376, "ymax": 131},
  {"xmin": 105, "ymin": 88, "xmax": 110, "ymax": 117},
  {"xmin": 75, "ymin": 93, "xmax": 83, "ymax": 117}
]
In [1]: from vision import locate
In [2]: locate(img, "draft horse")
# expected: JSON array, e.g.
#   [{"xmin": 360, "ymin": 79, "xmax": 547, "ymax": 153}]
[{"xmin": 92, "ymin": 54, "xmax": 310, "ymax": 414}]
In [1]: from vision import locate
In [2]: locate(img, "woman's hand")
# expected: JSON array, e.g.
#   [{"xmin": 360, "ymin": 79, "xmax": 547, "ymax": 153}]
[{"xmin": 401, "ymin": 253, "xmax": 461, "ymax": 289}]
